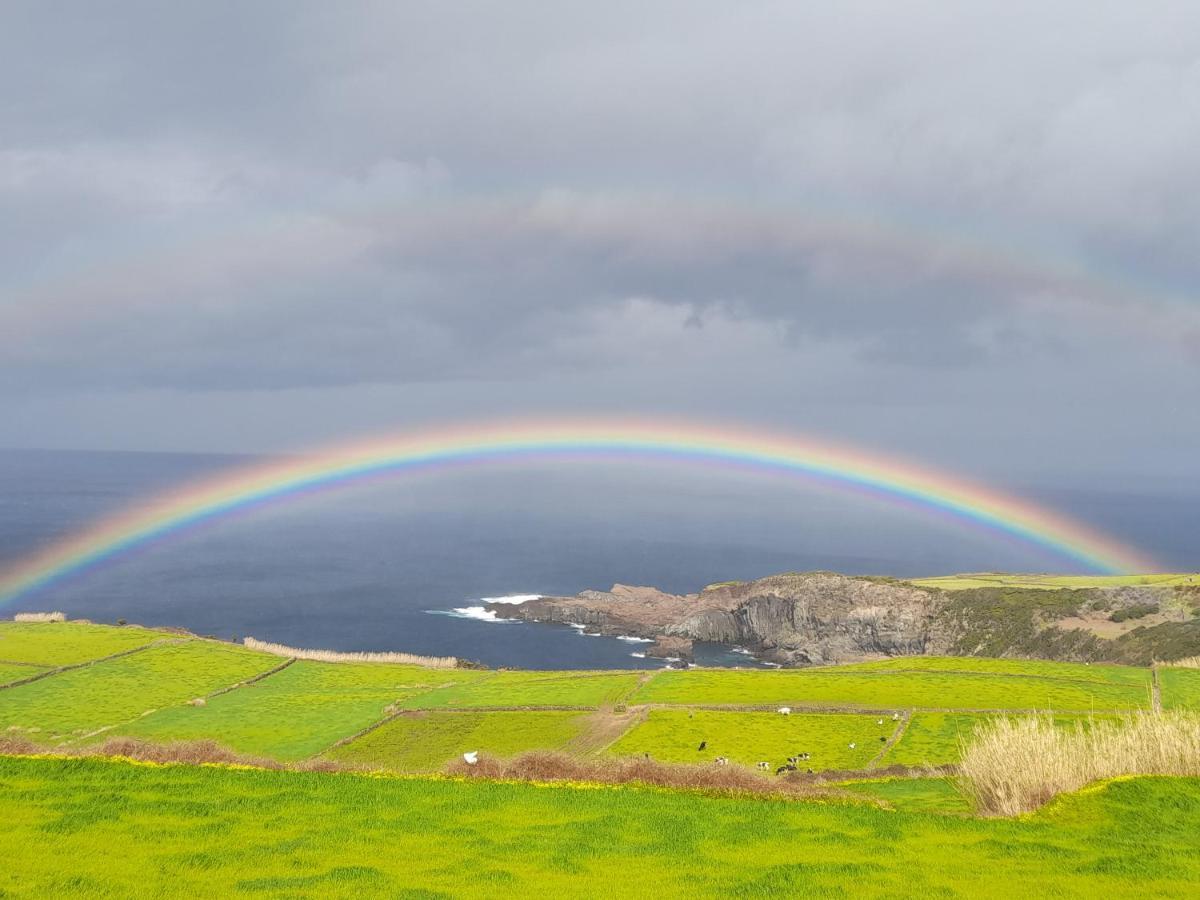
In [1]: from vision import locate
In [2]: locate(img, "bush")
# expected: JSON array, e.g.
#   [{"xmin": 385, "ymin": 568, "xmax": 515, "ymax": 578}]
[{"xmin": 1110, "ymin": 603, "xmax": 1159, "ymax": 623}]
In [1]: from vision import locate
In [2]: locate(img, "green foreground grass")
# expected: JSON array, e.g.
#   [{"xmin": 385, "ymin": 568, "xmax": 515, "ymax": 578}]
[
  {"xmin": 1160, "ymin": 667, "xmax": 1200, "ymax": 711},
  {"xmin": 2, "ymin": 756, "xmax": 1199, "ymax": 898}
]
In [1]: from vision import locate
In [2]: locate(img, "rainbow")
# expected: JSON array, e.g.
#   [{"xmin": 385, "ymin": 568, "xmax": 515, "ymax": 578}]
[{"xmin": 0, "ymin": 419, "xmax": 1159, "ymax": 604}]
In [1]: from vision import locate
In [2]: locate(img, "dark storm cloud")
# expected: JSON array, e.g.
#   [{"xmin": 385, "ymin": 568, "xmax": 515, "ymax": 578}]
[{"xmin": 1, "ymin": 1, "xmax": 1198, "ymax": 470}]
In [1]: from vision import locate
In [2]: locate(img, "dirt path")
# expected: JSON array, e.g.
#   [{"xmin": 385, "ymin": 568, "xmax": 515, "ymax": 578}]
[
  {"xmin": 866, "ymin": 711, "xmax": 910, "ymax": 769},
  {"xmin": 1152, "ymin": 665, "xmax": 1162, "ymax": 712},
  {"xmin": 566, "ymin": 705, "xmax": 647, "ymax": 755}
]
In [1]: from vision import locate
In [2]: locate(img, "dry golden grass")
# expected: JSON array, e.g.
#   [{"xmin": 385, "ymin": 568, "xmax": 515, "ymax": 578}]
[
  {"xmin": 242, "ymin": 637, "xmax": 457, "ymax": 668},
  {"xmin": 0, "ymin": 735, "xmax": 355, "ymax": 772},
  {"xmin": 12, "ymin": 612, "xmax": 66, "ymax": 623},
  {"xmin": 959, "ymin": 711, "xmax": 1200, "ymax": 816},
  {"xmin": 444, "ymin": 750, "xmax": 865, "ymax": 801},
  {"xmin": 1166, "ymin": 656, "xmax": 1200, "ymax": 669}
]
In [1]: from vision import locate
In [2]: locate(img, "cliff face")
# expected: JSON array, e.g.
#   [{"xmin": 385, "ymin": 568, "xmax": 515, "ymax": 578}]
[
  {"xmin": 487, "ymin": 573, "xmax": 1200, "ymax": 667},
  {"xmin": 490, "ymin": 573, "xmax": 955, "ymax": 666}
]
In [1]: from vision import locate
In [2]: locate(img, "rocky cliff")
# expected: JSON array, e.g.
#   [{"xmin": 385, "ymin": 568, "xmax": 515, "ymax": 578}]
[{"xmin": 487, "ymin": 572, "xmax": 1200, "ymax": 666}]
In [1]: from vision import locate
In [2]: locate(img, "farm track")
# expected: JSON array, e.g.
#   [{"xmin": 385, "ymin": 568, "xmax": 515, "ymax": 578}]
[
  {"xmin": 566, "ymin": 705, "xmax": 649, "ymax": 755},
  {"xmin": 1152, "ymin": 665, "xmax": 1163, "ymax": 712},
  {"xmin": 867, "ymin": 712, "xmax": 910, "ymax": 769}
]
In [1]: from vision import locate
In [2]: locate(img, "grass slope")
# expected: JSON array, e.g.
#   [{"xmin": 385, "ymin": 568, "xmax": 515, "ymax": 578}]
[
  {"xmin": 1, "ymin": 756, "xmax": 1199, "ymax": 898},
  {"xmin": 113, "ymin": 660, "xmax": 473, "ymax": 760},
  {"xmin": 0, "ymin": 622, "xmax": 164, "ymax": 666},
  {"xmin": 0, "ymin": 662, "xmax": 46, "ymax": 687},
  {"xmin": 909, "ymin": 573, "xmax": 1200, "ymax": 591},
  {"xmin": 0, "ymin": 641, "xmax": 277, "ymax": 743},
  {"xmin": 328, "ymin": 710, "xmax": 591, "ymax": 771},
  {"xmin": 1159, "ymin": 667, "xmax": 1200, "ymax": 711},
  {"xmin": 633, "ymin": 665, "xmax": 1149, "ymax": 711},
  {"xmin": 607, "ymin": 710, "xmax": 889, "ymax": 771}
]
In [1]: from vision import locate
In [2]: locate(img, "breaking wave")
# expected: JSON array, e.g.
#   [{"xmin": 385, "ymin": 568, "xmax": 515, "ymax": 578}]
[{"xmin": 426, "ymin": 594, "xmax": 541, "ymax": 624}]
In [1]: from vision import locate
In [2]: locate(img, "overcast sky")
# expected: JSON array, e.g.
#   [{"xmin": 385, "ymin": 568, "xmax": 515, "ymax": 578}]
[{"xmin": 2, "ymin": 1, "xmax": 1198, "ymax": 489}]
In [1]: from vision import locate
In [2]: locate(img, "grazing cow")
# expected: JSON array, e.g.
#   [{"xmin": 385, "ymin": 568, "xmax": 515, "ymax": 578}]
[
  {"xmin": 806, "ymin": 768, "xmax": 814, "ymax": 774},
  {"xmin": 714, "ymin": 756, "xmax": 729, "ymax": 766},
  {"xmin": 877, "ymin": 719, "xmax": 884, "ymax": 726},
  {"xmin": 892, "ymin": 712, "xmax": 900, "ymax": 721},
  {"xmin": 777, "ymin": 707, "xmax": 791, "ymax": 715},
  {"xmin": 698, "ymin": 740, "xmax": 707, "ymax": 751},
  {"xmin": 775, "ymin": 764, "xmax": 797, "ymax": 775},
  {"xmin": 879, "ymin": 736, "xmax": 888, "ymax": 743},
  {"xmin": 756, "ymin": 761, "xmax": 770, "ymax": 771}
]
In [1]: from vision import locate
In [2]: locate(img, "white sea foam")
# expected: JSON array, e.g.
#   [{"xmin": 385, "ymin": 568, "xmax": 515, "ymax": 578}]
[
  {"xmin": 616, "ymin": 635, "xmax": 653, "ymax": 643},
  {"xmin": 425, "ymin": 594, "xmax": 541, "ymax": 624},
  {"xmin": 629, "ymin": 652, "xmax": 646, "ymax": 659}
]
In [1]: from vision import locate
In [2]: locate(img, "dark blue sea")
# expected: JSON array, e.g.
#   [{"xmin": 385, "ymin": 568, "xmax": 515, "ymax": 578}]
[{"xmin": 1, "ymin": 448, "xmax": 1196, "ymax": 669}]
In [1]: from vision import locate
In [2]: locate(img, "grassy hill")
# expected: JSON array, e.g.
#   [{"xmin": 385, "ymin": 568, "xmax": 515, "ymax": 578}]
[{"xmin": 2, "ymin": 619, "xmax": 1199, "ymax": 896}]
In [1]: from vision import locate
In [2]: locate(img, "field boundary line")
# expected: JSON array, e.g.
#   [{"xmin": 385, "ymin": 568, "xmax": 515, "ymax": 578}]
[
  {"xmin": 205, "ymin": 657, "xmax": 297, "ymax": 700},
  {"xmin": 0, "ymin": 638, "xmax": 186, "ymax": 692},
  {"xmin": 867, "ymin": 710, "xmax": 910, "ymax": 769},
  {"xmin": 0, "ymin": 659, "xmax": 50, "ymax": 668},
  {"xmin": 641, "ymin": 702, "xmax": 1144, "ymax": 714},
  {"xmin": 1151, "ymin": 665, "xmax": 1162, "ymax": 712}
]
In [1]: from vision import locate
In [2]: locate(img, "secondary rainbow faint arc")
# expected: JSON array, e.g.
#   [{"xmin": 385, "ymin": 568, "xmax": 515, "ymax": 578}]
[{"xmin": 0, "ymin": 420, "xmax": 1159, "ymax": 604}]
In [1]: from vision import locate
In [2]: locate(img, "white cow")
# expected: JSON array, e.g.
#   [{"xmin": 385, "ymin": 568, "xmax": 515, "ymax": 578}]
[{"xmin": 777, "ymin": 707, "xmax": 792, "ymax": 715}]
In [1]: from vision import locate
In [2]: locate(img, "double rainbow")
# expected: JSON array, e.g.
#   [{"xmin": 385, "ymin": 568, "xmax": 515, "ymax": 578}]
[{"xmin": 0, "ymin": 419, "xmax": 1158, "ymax": 604}]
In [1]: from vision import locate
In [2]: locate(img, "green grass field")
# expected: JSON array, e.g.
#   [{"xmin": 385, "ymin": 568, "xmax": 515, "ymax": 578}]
[
  {"xmin": 0, "ymin": 641, "xmax": 278, "ymax": 743},
  {"xmin": 395, "ymin": 669, "xmax": 643, "ymax": 709},
  {"xmin": 0, "ymin": 662, "xmax": 46, "ymax": 686},
  {"xmin": 2, "ymin": 755, "xmax": 1199, "ymax": 898},
  {"xmin": 836, "ymin": 654, "xmax": 1150, "ymax": 686},
  {"xmin": 1159, "ymin": 667, "xmax": 1200, "ymax": 711},
  {"xmin": 0, "ymin": 621, "xmax": 165, "ymax": 666},
  {"xmin": 113, "ymin": 660, "xmax": 472, "ymax": 760},
  {"xmin": 328, "ymin": 710, "xmax": 592, "ymax": 771},
  {"xmin": 908, "ymin": 573, "xmax": 1199, "ymax": 591},
  {"xmin": 632, "ymin": 665, "xmax": 1150, "ymax": 711},
  {"xmin": 607, "ymin": 709, "xmax": 890, "ymax": 770}
]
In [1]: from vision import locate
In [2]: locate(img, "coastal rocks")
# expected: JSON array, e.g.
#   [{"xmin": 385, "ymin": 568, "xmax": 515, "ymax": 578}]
[
  {"xmin": 494, "ymin": 572, "xmax": 949, "ymax": 666},
  {"xmin": 644, "ymin": 635, "xmax": 694, "ymax": 662}
]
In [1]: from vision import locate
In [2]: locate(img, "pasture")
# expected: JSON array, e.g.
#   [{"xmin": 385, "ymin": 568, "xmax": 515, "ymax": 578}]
[
  {"xmin": 395, "ymin": 669, "xmax": 643, "ymax": 709},
  {"xmin": 1159, "ymin": 666, "xmax": 1200, "ymax": 711},
  {"xmin": 0, "ymin": 641, "xmax": 278, "ymax": 743},
  {"xmin": 0, "ymin": 662, "xmax": 45, "ymax": 687},
  {"xmin": 114, "ymin": 660, "xmax": 475, "ymax": 760},
  {"xmin": 908, "ymin": 573, "xmax": 1199, "ymax": 591},
  {"xmin": 2, "ymin": 755, "xmax": 1199, "ymax": 898},
  {"xmin": 631, "ymin": 665, "xmax": 1150, "ymax": 711},
  {"xmin": 607, "ymin": 709, "xmax": 890, "ymax": 770},
  {"xmin": 328, "ymin": 710, "xmax": 591, "ymax": 771},
  {"xmin": 0, "ymin": 621, "xmax": 165, "ymax": 666}
]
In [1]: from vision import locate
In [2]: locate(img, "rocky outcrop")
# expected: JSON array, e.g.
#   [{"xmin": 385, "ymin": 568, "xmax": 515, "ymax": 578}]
[
  {"xmin": 487, "ymin": 572, "xmax": 1200, "ymax": 667},
  {"xmin": 489, "ymin": 572, "xmax": 953, "ymax": 666},
  {"xmin": 644, "ymin": 635, "xmax": 694, "ymax": 662}
]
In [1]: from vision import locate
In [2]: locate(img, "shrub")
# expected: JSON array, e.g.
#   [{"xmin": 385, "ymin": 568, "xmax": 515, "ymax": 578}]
[
  {"xmin": 959, "ymin": 712, "xmax": 1200, "ymax": 816},
  {"xmin": 1110, "ymin": 603, "xmax": 1159, "ymax": 623}
]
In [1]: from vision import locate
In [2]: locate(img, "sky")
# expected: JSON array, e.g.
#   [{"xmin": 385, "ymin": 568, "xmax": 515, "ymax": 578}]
[{"xmin": 3, "ymin": 1, "xmax": 1199, "ymax": 491}]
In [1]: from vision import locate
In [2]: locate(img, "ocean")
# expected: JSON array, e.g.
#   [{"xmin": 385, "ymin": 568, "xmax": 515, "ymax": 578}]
[{"xmin": 1, "ymin": 448, "xmax": 1195, "ymax": 669}]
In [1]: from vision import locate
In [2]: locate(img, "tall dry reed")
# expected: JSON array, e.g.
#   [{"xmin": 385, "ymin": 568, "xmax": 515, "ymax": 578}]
[
  {"xmin": 959, "ymin": 711, "xmax": 1200, "ymax": 816},
  {"xmin": 13, "ymin": 612, "xmax": 66, "ymax": 623},
  {"xmin": 1166, "ymin": 656, "xmax": 1200, "ymax": 669},
  {"xmin": 242, "ymin": 636, "xmax": 457, "ymax": 668}
]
